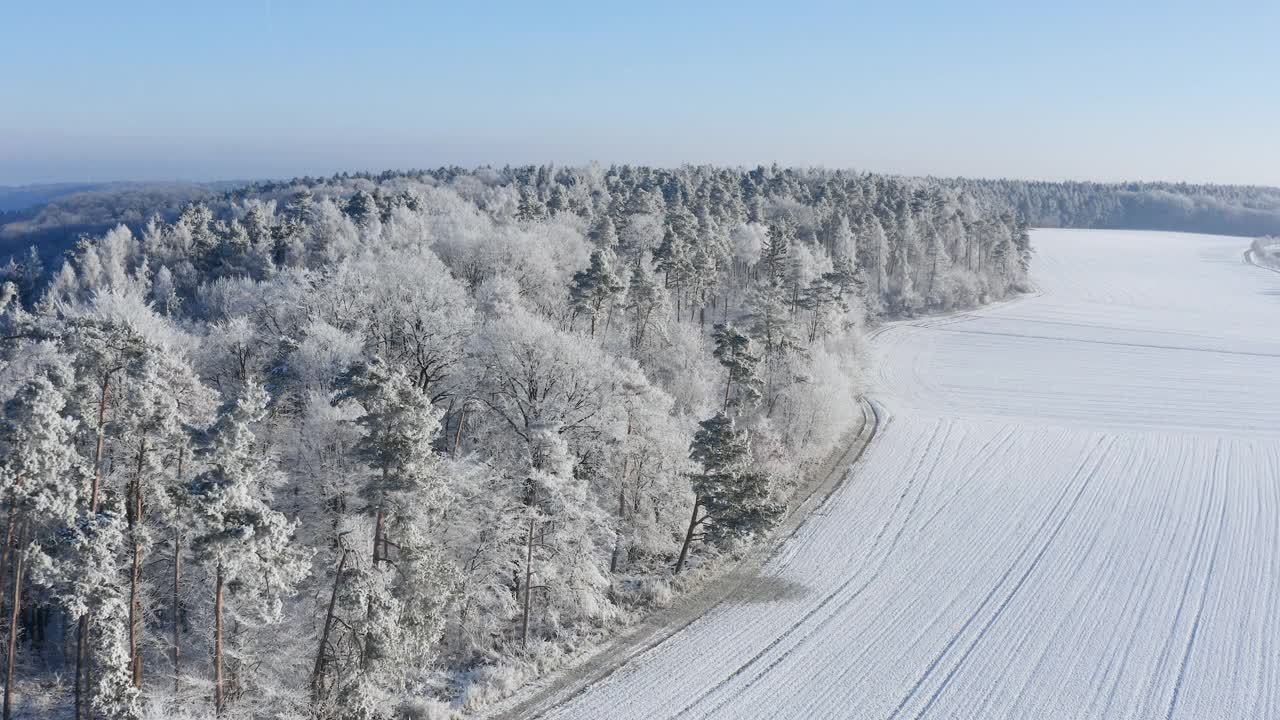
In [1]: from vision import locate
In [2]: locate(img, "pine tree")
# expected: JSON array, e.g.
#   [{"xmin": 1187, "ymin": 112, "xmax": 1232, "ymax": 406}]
[
  {"xmin": 337, "ymin": 359, "xmax": 449, "ymax": 565},
  {"xmin": 675, "ymin": 413, "xmax": 781, "ymax": 573},
  {"xmin": 589, "ymin": 214, "xmax": 619, "ymax": 249},
  {"xmin": 801, "ymin": 276, "xmax": 849, "ymax": 342},
  {"xmin": 863, "ymin": 213, "xmax": 888, "ymax": 303},
  {"xmin": 569, "ymin": 250, "xmax": 625, "ymax": 337},
  {"xmin": 344, "ymin": 191, "xmax": 379, "ymax": 226},
  {"xmin": 624, "ymin": 256, "xmax": 669, "ymax": 352},
  {"xmin": 711, "ymin": 323, "xmax": 762, "ymax": 412},
  {"xmin": 830, "ymin": 215, "xmax": 858, "ymax": 281},
  {"xmin": 318, "ymin": 360, "xmax": 456, "ymax": 717},
  {"xmin": 36, "ymin": 505, "xmax": 141, "ymax": 720},
  {"xmin": 759, "ymin": 221, "xmax": 792, "ymax": 286},
  {"xmin": 116, "ymin": 342, "xmax": 211, "ymax": 691},
  {"xmin": 652, "ymin": 223, "xmax": 687, "ymax": 288},
  {"xmin": 923, "ymin": 227, "xmax": 949, "ymax": 307},
  {"xmin": 546, "ymin": 184, "xmax": 570, "ymax": 215},
  {"xmin": 189, "ymin": 378, "xmax": 309, "ymax": 714},
  {"xmin": 886, "ymin": 234, "xmax": 917, "ymax": 316},
  {"xmin": 0, "ymin": 361, "xmax": 83, "ymax": 720}
]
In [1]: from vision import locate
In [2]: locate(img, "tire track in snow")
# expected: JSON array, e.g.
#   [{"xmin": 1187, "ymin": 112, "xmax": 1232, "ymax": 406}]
[
  {"xmin": 914, "ymin": 424, "xmax": 1020, "ymax": 537},
  {"xmin": 1092, "ymin": 439, "xmax": 1193, "ymax": 719},
  {"xmin": 785, "ymin": 427, "xmax": 1078, "ymax": 719},
  {"xmin": 886, "ymin": 435, "xmax": 1115, "ymax": 720},
  {"xmin": 1165, "ymin": 439, "xmax": 1230, "ymax": 720},
  {"xmin": 1141, "ymin": 439, "xmax": 1221, "ymax": 713},
  {"xmin": 909, "ymin": 436, "xmax": 1118, "ymax": 720},
  {"xmin": 670, "ymin": 420, "xmax": 952, "ymax": 720},
  {"xmin": 1251, "ymin": 444, "xmax": 1280, "ymax": 719},
  {"xmin": 993, "ymin": 440, "xmax": 1156, "ymax": 720}
]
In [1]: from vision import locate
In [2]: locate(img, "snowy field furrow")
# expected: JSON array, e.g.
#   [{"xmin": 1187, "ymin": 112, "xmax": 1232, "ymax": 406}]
[{"xmin": 542, "ymin": 229, "xmax": 1280, "ymax": 719}]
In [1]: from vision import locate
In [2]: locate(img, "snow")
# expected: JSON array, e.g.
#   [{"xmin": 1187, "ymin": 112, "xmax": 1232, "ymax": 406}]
[{"xmin": 540, "ymin": 229, "xmax": 1280, "ymax": 719}]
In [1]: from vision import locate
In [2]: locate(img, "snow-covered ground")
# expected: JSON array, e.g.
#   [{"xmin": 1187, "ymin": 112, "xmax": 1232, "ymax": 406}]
[{"xmin": 540, "ymin": 229, "xmax": 1280, "ymax": 719}]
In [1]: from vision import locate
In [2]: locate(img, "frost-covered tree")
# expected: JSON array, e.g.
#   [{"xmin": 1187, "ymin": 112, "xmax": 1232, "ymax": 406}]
[
  {"xmin": 624, "ymin": 256, "xmax": 670, "ymax": 353},
  {"xmin": 569, "ymin": 249, "xmax": 625, "ymax": 337},
  {"xmin": 337, "ymin": 358, "xmax": 449, "ymax": 565},
  {"xmin": 314, "ymin": 359, "xmax": 455, "ymax": 718},
  {"xmin": 36, "ymin": 505, "xmax": 140, "ymax": 720},
  {"xmin": 0, "ymin": 359, "xmax": 82, "ymax": 719},
  {"xmin": 711, "ymin": 323, "xmax": 762, "ymax": 413},
  {"xmin": 188, "ymin": 378, "xmax": 309, "ymax": 714},
  {"xmin": 589, "ymin": 214, "xmax": 619, "ymax": 249},
  {"xmin": 675, "ymin": 413, "xmax": 781, "ymax": 574}
]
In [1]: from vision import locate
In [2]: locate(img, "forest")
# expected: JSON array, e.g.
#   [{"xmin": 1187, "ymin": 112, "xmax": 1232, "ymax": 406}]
[
  {"xmin": 0, "ymin": 165, "xmax": 1030, "ymax": 719},
  {"xmin": 952, "ymin": 178, "xmax": 1280, "ymax": 237}
]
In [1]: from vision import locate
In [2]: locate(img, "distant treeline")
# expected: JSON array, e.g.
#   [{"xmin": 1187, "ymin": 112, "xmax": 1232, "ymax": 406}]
[
  {"xmin": 950, "ymin": 179, "xmax": 1280, "ymax": 237},
  {"xmin": 0, "ymin": 182, "xmax": 243, "ymax": 263}
]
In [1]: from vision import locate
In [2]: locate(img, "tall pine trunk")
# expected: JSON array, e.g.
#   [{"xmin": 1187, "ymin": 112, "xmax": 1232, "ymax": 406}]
[
  {"xmin": 213, "ymin": 564, "xmax": 224, "ymax": 715},
  {"xmin": 2, "ymin": 522, "xmax": 26, "ymax": 720},
  {"xmin": 310, "ymin": 549, "xmax": 348, "ymax": 702},
  {"xmin": 372, "ymin": 508, "xmax": 385, "ymax": 566},
  {"xmin": 674, "ymin": 500, "xmax": 701, "ymax": 575},
  {"xmin": 89, "ymin": 376, "xmax": 111, "ymax": 511},
  {"xmin": 452, "ymin": 404, "xmax": 466, "ymax": 458},
  {"xmin": 172, "ymin": 446, "xmax": 185, "ymax": 693},
  {"xmin": 520, "ymin": 516, "xmax": 534, "ymax": 647},
  {"xmin": 128, "ymin": 437, "xmax": 146, "ymax": 688},
  {"xmin": 76, "ymin": 374, "xmax": 112, "ymax": 720},
  {"xmin": 610, "ymin": 415, "xmax": 633, "ymax": 574},
  {"xmin": 0, "ymin": 483, "xmax": 20, "ymax": 620},
  {"xmin": 172, "ymin": 530, "xmax": 181, "ymax": 693}
]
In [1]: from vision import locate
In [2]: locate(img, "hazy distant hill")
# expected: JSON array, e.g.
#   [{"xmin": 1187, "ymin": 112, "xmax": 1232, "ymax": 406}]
[
  {"xmin": 0, "ymin": 180, "xmax": 246, "ymax": 262},
  {"xmin": 0, "ymin": 182, "xmax": 135, "ymax": 213}
]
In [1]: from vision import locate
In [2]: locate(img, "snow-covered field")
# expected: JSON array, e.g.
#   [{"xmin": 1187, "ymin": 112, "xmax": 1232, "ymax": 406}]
[{"xmin": 540, "ymin": 229, "xmax": 1280, "ymax": 719}]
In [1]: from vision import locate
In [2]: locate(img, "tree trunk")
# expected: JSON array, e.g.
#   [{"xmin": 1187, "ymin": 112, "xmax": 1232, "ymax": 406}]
[
  {"xmin": 0, "ymin": 490, "xmax": 18, "ymax": 621},
  {"xmin": 2, "ymin": 523, "xmax": 26, "ymax": 720},
  {"xmin": 372, "ymin": 507, "xmax": 385, "ymax": 566},
  {"xmin": 520, "ymin": 517, "xmax": 534, "ymax": 647},
  {"xmin": 723, "ymin": 369, "xmax": 733, "ymax": 412},
  {"xmin": 173, "ymin": 446, "xmax": 185, "ymax": 694},
  {"xmin": 172, "ymin": 531, "xmax": 181, "ymax": 693},
  {"xmin": 674, "ymin": 499, "xmax": 701, "ymax": 575},
  {"xmin": 214, "ymin": 564, "xmax": 225, "ymax": 715},
  {"xmin": 310, "ymin": 549, "xmax": 348, "ymax": 703},
  {"xmin": 602, "ymin": 304, "xmax": 615, "ymax": 339},
  {"xmin": 452, "ymin": 404, "xmax": 466, "ymax": 459},
  {"xmin": 90, "ymin": 375, "xmax": 111, "ymax": 513},
  {"xmin": 442, "ymin": 399, "xmax": 456, "ymax": 452},
  {"xmin": 876, "ymin": 246, "xmax": 883, "ymax": 298},
  {"xmin": 128, "ymin": 437, "xmax": 146, "ymax": 688},
  {"xmin": 610, "ymin": 415, "xmax": 633, "ymax": 574},
  {"xmin": 75, "ymin": 616, "xmax": 88, "ymax": 720},
  {"xmin": 76, "ymin": 373, "xmax": 112, "ymax": 718}
]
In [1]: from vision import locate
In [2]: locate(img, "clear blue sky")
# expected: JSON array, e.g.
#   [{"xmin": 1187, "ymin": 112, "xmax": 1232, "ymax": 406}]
[{"xmin": 2, "ymin": 0, "xmax": 1277, "ymax": 186}]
